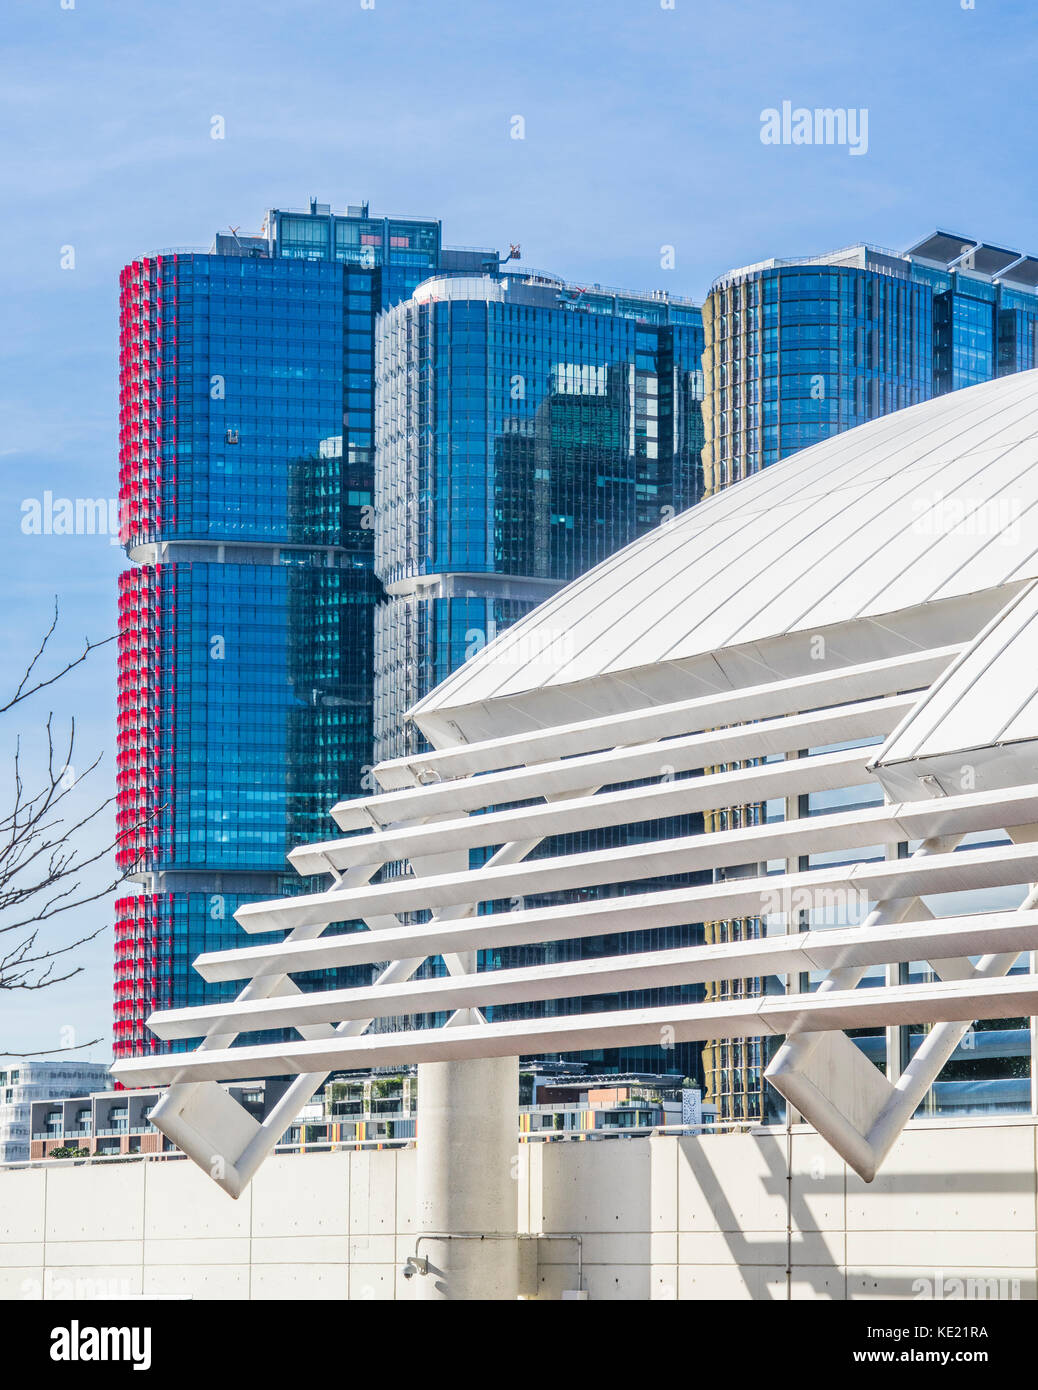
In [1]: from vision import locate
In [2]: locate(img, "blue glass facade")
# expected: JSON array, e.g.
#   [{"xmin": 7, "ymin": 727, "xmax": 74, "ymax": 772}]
[
  {"xmin": 701, "ymin": 237, "xmax": 1038, "ymax": 1121},
  {"xmin": 116, "ymin": 205, "xmax": 492, "ymax": 1057},
  {"xmin": 375, "ymin": 273, "xmax": 704, "ymax": 762},
  {"xmin": 373, "ymin": 272, "xmax": 707, "ymax": 1077},
  {"xmin": 120, "ymin": 559, "xmax": 377, "ymax": 874},
  {"xmin": 703, "ymin": 242, "xmax": 1038, "ymax": 490},
  {"xmin": 116, "ymin": 215, "xmax": 1038, "ymax": 1098}
]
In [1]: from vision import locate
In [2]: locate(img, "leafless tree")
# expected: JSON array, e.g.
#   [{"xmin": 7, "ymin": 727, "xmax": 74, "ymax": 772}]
[{"xmin": 0, "ymin": 602, "xmax": 126, "ymax": 1055}]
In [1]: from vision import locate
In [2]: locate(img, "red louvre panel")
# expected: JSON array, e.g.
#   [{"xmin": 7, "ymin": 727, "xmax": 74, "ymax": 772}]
[
  {"xmin": 112, "ymin": 893, "xmax": 174, "ymax": 1059},
  {"xmin": 118, "ymin": 255, "xmax": 179, "ymax": 551},
  {"xmin": 115, "ymin": 256, "xmax": 183, "ymax": 1060},
  {"xmin": 116, "ymin": 565, "xmax": 175, "ymax": 872}
]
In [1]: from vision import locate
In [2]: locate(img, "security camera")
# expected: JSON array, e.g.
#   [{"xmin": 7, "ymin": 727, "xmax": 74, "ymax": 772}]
[{"xmin": 402, "ymin": 1256, "xmax": 428, "ymax": 1280}]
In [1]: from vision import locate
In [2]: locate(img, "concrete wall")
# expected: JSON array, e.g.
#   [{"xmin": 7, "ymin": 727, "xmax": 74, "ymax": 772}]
[{"xmin": 2, "ymin": 1117, "xmax": 1036, "ymax": 1300}]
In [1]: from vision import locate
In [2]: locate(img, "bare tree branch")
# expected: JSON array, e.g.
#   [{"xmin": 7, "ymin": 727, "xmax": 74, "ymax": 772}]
[
  {"xmin": 0, "ymin": 1038, "xmax": 104, "ymax": 1058},
  {"xmin": 1, "ymin": 598, "xmax": 116, "ymax": 715},
  {"xmin": 0, "ymin": 601, "xmax": 142, "ymax": 1047}
]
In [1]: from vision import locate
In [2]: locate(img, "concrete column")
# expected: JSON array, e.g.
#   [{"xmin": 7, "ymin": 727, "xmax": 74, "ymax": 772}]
[{"xmin": 414, "ymin": 1054, "xmax": 519, "ymax": 1301}]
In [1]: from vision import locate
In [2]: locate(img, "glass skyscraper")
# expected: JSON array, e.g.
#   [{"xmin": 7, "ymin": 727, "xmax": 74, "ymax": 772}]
[
  {"xmin": 702, "ymin": 230, "xmax": 1038, "ymax": 490},
  {"xmin": 374, "ymin": 269, "xmax": 707, "ymax": 1076},
  {"xmin": 374, "ymin": 271, "xmax": 705, "ymax": 762},
  {"xmin": 115, "ymin": 201, "xmax": 494, "ymax": 1058},
  {"xmin": 700, "ymin": 229, "xmax": 1038, "ymax": 1121},
  {"xmin": 116, "ymin": 211, "xmax": 1038, "ymax": 1104}
]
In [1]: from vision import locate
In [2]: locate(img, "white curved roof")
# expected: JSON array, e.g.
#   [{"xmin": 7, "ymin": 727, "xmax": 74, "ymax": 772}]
[
  {"xmin": 871, "ymin": 577, "xmax": 1038, "ymax": 801},
  {"xmin": 414, "ymin": 370, "xmax": 1038, "ymax": 732},
  {"xmin": 411, "ymin": 274, "xmax": 506, "ymax": 304}
]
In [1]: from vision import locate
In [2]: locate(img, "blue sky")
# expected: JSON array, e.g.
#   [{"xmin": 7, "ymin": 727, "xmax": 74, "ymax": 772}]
[{"xmin": 1, "ymin": 0, "xmax": 1035, "ymax": 1062}]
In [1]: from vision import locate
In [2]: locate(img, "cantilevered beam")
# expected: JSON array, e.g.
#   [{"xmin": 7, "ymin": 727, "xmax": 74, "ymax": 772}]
[
  {"xmin": 326, "ymin": 693, "xmax": 913, "ymax": 833},
  {"xmin": 239, "ymin": 784, "xmax": 1038, "ymax": 934},
  {"xmin": 197, "ymin": 840, "xmax": 1038, "ymax": 982},
  {"xmin": 149, "ymin": 908, "xmax": 1038, "ymax": 1039},
  {"xmin": 115, "ymin": 972, "xmax": 1038, "ymax": 1087},
  {"xmin": 365, "ymin": 646, "xmax": 959, "ymax": 796},
  {"xmin": 290, "ymin": 746, "xmax": 873, "ymax": 876}
]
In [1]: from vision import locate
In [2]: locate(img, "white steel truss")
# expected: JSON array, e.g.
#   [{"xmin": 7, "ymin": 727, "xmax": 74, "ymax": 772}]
[{"xmin": 114, "ymin": 629, "xmax": 1038, "ymax": 1193}]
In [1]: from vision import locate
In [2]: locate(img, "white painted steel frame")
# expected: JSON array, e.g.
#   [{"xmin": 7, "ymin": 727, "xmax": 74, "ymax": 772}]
[
  {"xmin": 111, "ymin": 641, "xmax": 1038, "ymax": 1191},
  {"xmin": 190, "ymin": 841, "xmax": 1038, "ymax": 982},
  {"xmin": 360, "ymin": 647, "xmax": 959, "ymax": 797},
  {"xmin": 240, "ymin": 782, "xmax": 1038, "ymax": 934},
  {"xmin": 148, "ymin": 909, "xmax": 1038, "ymax": 1040},
  {"xmin": 118, "ymin": 973, "xmax": 1038, "ymax": 1088}
]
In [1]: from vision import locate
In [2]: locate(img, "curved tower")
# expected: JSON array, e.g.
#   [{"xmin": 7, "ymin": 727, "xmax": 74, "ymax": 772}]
[
  {"xmin": 699, "ymin": 231, "xmax": 1038, "ymax": 1118},
  {"xmin": 114, "ymin": 202, "xmax": 479, "ymax": 1057},
  {"xmin": 374, "ymin": 271, "xmax": 705, "ymax": 762},
  {"xmin": 373, "ymin": 269, "xmax": 707, "ymax": 1077}
]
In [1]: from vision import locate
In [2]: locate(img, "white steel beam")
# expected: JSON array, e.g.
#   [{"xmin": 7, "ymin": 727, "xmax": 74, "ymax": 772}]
[
  {"xmin": 767, "ymin": 875, "xmax": 1038, "ymax": 1181},
  {"xmin": 196, "ymin": 840, "xmax": 1038, "ymax": 982},
  {"xmin": 238, "ymin": 784, "xmax": 1038, "ymax": 935},
  {"xmin": 144, "ymin": 835, "xmax": 542, "ymax": 1198},
  {"xmin": 290, "ymin": 746, "xmax": 873, "ymax": 876},
  {"xmin": 366, "ymin": 646, "xmax": 959, "ymax": 794},
  {"xmin": 148, "ymin": 908, "xmax": 1038, "ymax": 1039},
  {"xmin": 114, "ymin": 971, "xmax": 1038, "ymax": 1088},
  {"xmin": 327, "ymin": 693, "xmax": 912, "ymax": 833}
]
